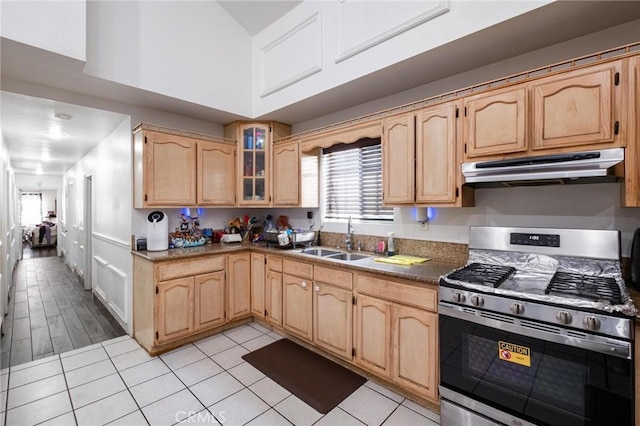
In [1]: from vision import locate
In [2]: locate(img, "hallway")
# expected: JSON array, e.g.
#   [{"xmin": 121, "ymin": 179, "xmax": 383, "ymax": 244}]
[{"xmin": 1, "ymin": 255, "xmax": 126, "ymax": 368}]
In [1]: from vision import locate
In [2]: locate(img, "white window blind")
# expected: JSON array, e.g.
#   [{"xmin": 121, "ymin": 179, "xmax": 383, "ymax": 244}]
[{"xmin": 323, "ymin": 138, "xmax": 393, "ymax": 221}]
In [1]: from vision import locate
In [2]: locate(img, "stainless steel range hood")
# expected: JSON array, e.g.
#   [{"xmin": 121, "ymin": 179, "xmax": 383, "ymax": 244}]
[{"xmin": 462, "ymin": 148, "xmax": 624, "ymax": 187}]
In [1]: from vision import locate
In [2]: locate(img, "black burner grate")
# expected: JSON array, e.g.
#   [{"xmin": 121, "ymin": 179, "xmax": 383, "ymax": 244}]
[
  {"xmin": 545, "ymin": 271, "xmax": 622, "ymax": 305},
  {"xmin": 446, "ymin": 263, "xmax": 517, "ymax": 288}
]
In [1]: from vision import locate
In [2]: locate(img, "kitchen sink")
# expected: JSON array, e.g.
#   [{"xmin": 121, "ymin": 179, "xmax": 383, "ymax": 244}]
[
  {"xmin": 297, "ymin": 248, "xmax": 369, "ymax": 261},
  {"xmin": 325, "ymin": 253, "xmax": 369, "ymax": 261},
  {"xmin": 299, "ymin": 248, "xmax": 342, "ymax": 257}
]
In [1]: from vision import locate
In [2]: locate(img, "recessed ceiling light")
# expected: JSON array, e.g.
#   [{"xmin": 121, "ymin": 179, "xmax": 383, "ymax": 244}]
[{"xmin": 54, "ymin": 112, "xmax": 72, "ymax": 120}]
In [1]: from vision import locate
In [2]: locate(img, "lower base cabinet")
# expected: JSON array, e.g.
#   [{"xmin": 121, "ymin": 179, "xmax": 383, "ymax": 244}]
[
  {"xmin": 133, "ymin": 253, "xmax": 246, "ymax": 354},
  {"xmin": 354, "ymin": 273, "xmax": 439, "ymax": 403},
  {"xmin": 392, "ymin": 304, "xmax": 438, "ymax": 400},
  {"xmin": 227, "ymin": 253, "xmax": 251, "ymax": 320},
  {"xmin": 266, "ymin": 269, "xmax": 283, "ymax": 326},
  {"xmin": 135, "ymin": 251, "xmax": 440, "ymax": 406},
  {"xmin": 156, "ymin": 276, "xmax": 194, "ymax": 343},
  {"xmin": 194, "ymin": 271, "xmax": 225, "ymax": 331},
  {"xmin": 282, "ymin": 273, "xmax": 313, "ymax": 341},
  {"xmin": 313, "ymin": 283, "xmax": 353, "ymax": 360},
  {"xmin": 355, "ymin": 294, "xmax": 392, "ymax": 377}
]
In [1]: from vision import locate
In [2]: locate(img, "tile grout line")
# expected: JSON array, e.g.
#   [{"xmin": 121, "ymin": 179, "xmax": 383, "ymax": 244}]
[{"xmin": 100, "ymin": 348, "xmax": 150, "ymax": 426}]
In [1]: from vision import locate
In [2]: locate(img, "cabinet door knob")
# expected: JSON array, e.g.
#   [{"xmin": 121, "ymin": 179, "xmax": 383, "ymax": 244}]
[
  {"xmin": 301, "ymin": 281, "xmax": 307, "ymax": 288},
  {"xmin": 314, "ymin": 285, "xmax": 320, "ymax": 292}
]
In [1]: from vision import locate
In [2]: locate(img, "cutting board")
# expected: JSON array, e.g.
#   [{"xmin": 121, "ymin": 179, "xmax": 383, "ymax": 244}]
[{"xmin": 375, "ymin": 255, "xmax": 430, "ymax": 266}]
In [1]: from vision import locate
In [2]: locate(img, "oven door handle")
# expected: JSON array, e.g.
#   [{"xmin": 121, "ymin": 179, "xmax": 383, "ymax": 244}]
[{"xmin": 439, "ymin": 302, "xmax": 632, "ymax": 359}]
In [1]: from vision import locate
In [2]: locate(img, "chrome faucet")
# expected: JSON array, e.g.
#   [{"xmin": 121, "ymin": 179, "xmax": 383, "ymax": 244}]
[{"xmin": 345, "ymin": 216, "xmax": 354, "ymax": 252}]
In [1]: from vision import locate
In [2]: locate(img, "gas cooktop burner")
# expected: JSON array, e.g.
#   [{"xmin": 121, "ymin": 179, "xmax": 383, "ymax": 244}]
[
  {"xmin": 446, "ymin": 263, "xmax": 516, "ymax": 288},
  {"xmin": 545, "ymin": 271, "xmax": 623, "ymax": 305}
]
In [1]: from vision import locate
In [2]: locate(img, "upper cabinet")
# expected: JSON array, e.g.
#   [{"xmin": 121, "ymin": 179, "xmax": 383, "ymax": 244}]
[
  {"xmin": 225, "ymin": 121, "xmax": 291, "ymax": 206},
  {"xmin": 382, "ymin": 101, "xmax": 473, "ymax": 207},
  {"xmin": 416, "ymin": 102, "xmax": 463, "ymax": 205},
  {"xmin": 272, "ymin": 141, "xmax": 300, "ymax": 206},
  {"xmin": 531, "ymin": 60, "xmax": 623, "ymax": 151},
  {"xmin": 461, "ymin": 60, "xmax": 625, "ymax": 161},
  {"xmin": 623, "ymin": 56, "xmax": 640, "ymax": 208},
  {"xmin": 463, "ymin": 86, "xmax": 528, "ymax": 159},
  {"xmin": 134, "ymin": 130, "xmax": 197, "ymax": 207},
  {"xmin": 133, "ymin": 125, "xmax": 236, "ymax": 208},
  {"xmin": 198, "ymin": 141, "xmax": 236, "ymax": 206},
  {"xmin": 382, "ymin": 114, "xmax": 415, "ymax": 204}
]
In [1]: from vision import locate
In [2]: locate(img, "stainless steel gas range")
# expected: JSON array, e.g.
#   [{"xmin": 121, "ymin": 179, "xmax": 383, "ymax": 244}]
[{"xmin": 438, "ymin": 226, "xmax": 637, "ymax": 426}]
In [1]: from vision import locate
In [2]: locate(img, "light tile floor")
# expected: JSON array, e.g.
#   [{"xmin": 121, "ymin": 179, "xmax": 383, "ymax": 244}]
[{"xmin": 0, "ymin": 323, "xmax": 441, "ymax": 426}]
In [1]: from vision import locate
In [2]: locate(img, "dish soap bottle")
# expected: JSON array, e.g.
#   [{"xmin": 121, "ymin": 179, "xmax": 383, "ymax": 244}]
[{"xmin": 387, "ymin": 232, "xmax": 395, "ymax": 256}]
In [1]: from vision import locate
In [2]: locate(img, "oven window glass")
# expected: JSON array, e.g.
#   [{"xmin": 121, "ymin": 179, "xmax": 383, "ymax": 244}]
[{"xmin": 440, "ymin": 315, "xmax": 633, "ymax": 426}]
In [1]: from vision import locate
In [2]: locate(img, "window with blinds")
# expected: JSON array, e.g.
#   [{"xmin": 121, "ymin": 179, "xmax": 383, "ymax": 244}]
[{"xmin": 323, "ymin": 138, "xmax": 393, "ymax": 221}]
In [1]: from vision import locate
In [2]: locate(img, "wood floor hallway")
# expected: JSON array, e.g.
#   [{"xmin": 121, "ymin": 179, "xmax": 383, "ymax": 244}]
[{"xmin": 0, "ymin": 255, "xmax": 126, "ymax": 368}]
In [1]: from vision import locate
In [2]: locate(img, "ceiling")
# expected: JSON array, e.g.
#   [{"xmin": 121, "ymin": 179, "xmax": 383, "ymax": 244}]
[
  {"xmin": 218, "ymin": 1, "xmax": 302, "ymax": 36},
  {"xmin": 1, "ymin": 91, "xmax": 127, "ymax": 176},
  {"xmin": 1, "ymin": 1, "xmax": 640, "ymax": 178}
]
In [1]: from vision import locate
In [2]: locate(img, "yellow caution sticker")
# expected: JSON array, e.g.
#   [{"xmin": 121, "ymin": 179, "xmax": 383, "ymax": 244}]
[{"xmin": 498, "ymin": 341, "xmax": 531, "ymax": 367}]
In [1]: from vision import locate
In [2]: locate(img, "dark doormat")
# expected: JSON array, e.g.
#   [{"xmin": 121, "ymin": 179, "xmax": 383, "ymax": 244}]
[{"xmin": 242, "ymin": 338, "xmax": 366, "ymax": 414}]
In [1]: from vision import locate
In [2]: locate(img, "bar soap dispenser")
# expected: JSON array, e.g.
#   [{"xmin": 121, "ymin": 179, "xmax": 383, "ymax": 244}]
[{"xmin": 387, "ymin": 232, "xmax": 395, "ymax": 256}]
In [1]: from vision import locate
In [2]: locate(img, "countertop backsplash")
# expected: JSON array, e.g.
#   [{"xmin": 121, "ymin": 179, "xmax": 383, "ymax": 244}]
[{"xmin": 319, "ymin": 231, "xmax": 468, "ymax": 265}]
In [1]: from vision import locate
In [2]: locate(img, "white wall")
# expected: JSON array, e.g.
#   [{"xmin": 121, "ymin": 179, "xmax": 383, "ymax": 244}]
[
  {"xmin": 83, "ymin": 0, "xmax": 253, "ymax": 117},
  {"xmin": 0, "ymin": 0, "xmax": 86, "ymax": 61},
  {"xmin": 252, "ymin": 0, "xmax": 551, "ymax": 117},
  {"xmin": 63, "ymin": 117, "xmax": 133, "ymax": 333}
]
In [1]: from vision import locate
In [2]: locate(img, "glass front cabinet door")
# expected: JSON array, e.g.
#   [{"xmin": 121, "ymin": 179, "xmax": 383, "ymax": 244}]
[{"xmin": 239, "ymin": 124, "xmax": 270, "ymax": 205}]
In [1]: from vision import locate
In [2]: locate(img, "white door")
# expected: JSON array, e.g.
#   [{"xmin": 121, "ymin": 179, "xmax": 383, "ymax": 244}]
[{"xmin": 84, "ymin": 175, "xmax": 92, "ymax": 290}]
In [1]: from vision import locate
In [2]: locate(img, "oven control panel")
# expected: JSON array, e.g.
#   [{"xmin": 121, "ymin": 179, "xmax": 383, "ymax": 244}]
[{"xmin": 510, "ymin": 232, "xmax": 560, "ymax": 247}]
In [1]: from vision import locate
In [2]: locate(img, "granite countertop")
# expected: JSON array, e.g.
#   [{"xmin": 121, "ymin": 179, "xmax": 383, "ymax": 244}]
[{"xmin": 132, "ymin": 242, "xmax": 462, "ymax": 287}]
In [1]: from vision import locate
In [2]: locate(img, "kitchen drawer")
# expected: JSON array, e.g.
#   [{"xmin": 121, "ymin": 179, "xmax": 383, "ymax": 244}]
[
  {"xmin": 314, "ymin": 266, "xmax": 353, "ymax": 290},
  {"xmin": 355, "ymin": 274, "xmax": 436, "ymax": 312},
  {"xmin": 283, "ymin": 259, "xmax": 313, "ymax": 280},
  {"xmin": 267, "ymin": 256, "xmax": 283, "ymax": 272},
  {"xmin": 157, "ymin": 255, "xmax": 225, "ymax": 281}
]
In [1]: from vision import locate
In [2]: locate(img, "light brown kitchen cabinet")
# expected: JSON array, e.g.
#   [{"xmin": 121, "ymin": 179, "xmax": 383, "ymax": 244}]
[
  {"xmin": 382, "ymin": 113, "xmax": 415, "ymax": 204},
  {"xmin": 134, "ymin": 255, "xmax": 227, "ymax": 354},
  {"xmin": 382, "ymin": 101, "xmax": 472, "ymax": 207},
  {"xmin": 156, "ymin": 276, "xmax": 194, "ymax": 343},
  {"xmin": 198, "ymin": 141, "xmax": 236, "ymax": 206},
  {"xmin": 224, "ymin": 121, "xmax": 291, "ymax": 206},
  {"xmin": 266, "ymin": 256, "xmax": 283, "ymax": 326},
  {"xmin": 313, "ymin": 266, "xmax": 353, "ymax": 360},
  {"xmin": 227, "ymin": 252, "xmax": 251, "ymax": 321},
  {"xmin": 133, "ymin": 125, "xmax": 237, "ymax": 208},
  {"xmin": 463, "ymin": 86, "xmax": 527, "ymax": 159},
  {"xmin": 354, "ymin": 273, "xmax": 438, "ymax": 402},
  {"xmin": 624, "ymin": 56, "xmax": 640, "ymax": 208},
  {"xmin": 354, "ymin": 294, "xmax": 392, "ymax": 378},
  {"xmin": 282, "ymin": 259, "xmax": 313, "ymax": 341},
  {"xmin": 194, "ymin": 271, "xmax": 225, "ymax": 331},
  {"xmin": 272, "ymin": 141, "xmax": 300, "ymax": 206},
  {"xmin": 531, "ymin": 60, "xmax": 623, "ymax": 151},
  {"xmin": 416, "ymin": 101, "xmax": 464, "ymax": 205},
  {"xmin": 250, "ymin": 253, "xmax": 266, "ymax": 318},
  {"xmin": 134, "ymin": 130, "xmax": 197, "ymax": 207},
  {"xmin": 392, "ymin": 304, "xmax": 438, "ymax": 400}
]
